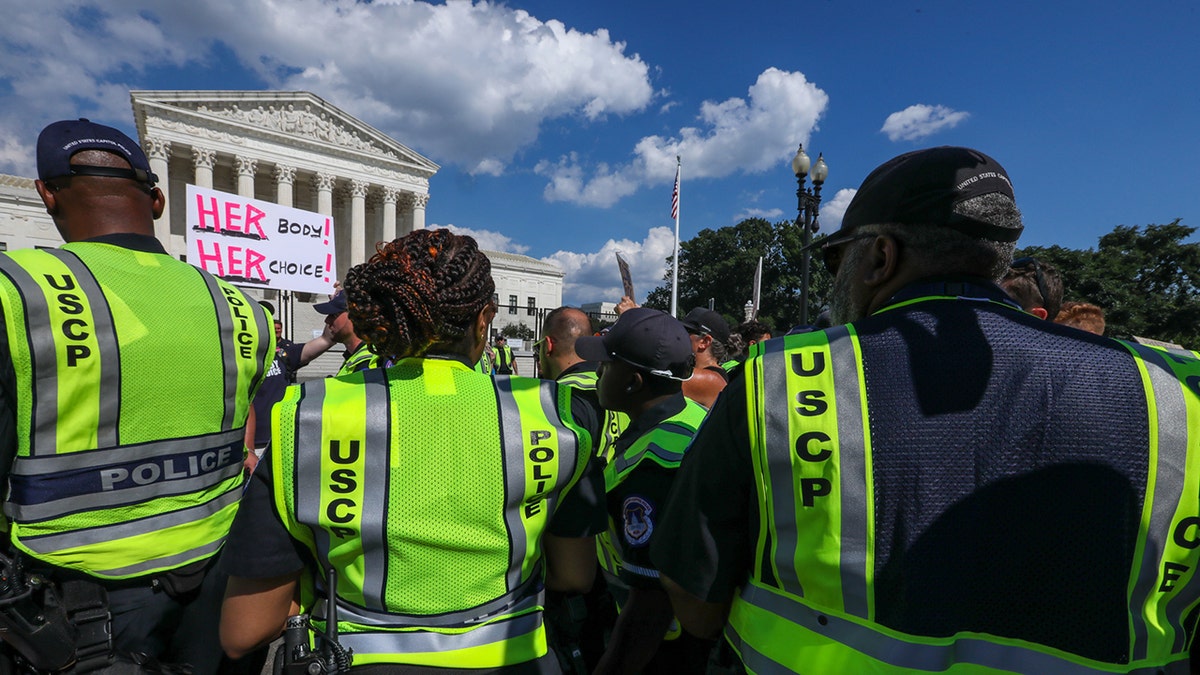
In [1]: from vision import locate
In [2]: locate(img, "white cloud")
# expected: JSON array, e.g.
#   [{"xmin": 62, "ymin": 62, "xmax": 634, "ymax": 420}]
[
  {"xmin": 537, "ymin": 67, "xmax": 829, "ymax": 207},
  {"xmin": 880, "ymin": 104, "xmax": 969, "ymax": 142},
  {"xmin": 0, "ymin": 1, "xmax": 654, "ymax": 176},
  {"xmin": 818, "ymin": 188, "xmax": 857, "ymax": 232},
  {"xmin": 541, "ymin": 226, "xmax": 676, "ymax": 305},
  {"xmin": 733, "ymin": 208, "xmax": 784, "ymax": 222},
  {"xmin": 437, "ymin": 224, "xmax": 531, "ymax": 256}
]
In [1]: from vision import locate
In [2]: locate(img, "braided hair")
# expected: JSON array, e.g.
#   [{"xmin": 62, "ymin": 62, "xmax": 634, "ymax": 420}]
[{"xmin": 344, "ymin": 229, "xmax": 495, "ymax": 360}]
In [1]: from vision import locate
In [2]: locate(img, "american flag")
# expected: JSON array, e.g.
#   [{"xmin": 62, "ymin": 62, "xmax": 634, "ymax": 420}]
[{"xmin": 670, "ymin": 162, "xmax": 680, "ymax": 220}]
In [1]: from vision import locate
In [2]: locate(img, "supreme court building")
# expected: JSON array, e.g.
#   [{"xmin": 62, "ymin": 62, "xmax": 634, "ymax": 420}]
[{"xmin": 0, "ymin": 90, "xmax": 563, "ymax": 377}]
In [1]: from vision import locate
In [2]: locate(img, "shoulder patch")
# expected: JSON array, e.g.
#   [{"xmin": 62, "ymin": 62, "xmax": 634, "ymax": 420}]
[{"xmin": 622, "ymin": 495, "xmax": 654, "ymax": 546}]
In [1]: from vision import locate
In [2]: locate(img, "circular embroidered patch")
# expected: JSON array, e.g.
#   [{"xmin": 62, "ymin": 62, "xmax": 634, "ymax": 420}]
[{"xmin": 623, "ymin": 495, "xmax": 653, "ymax": 546}]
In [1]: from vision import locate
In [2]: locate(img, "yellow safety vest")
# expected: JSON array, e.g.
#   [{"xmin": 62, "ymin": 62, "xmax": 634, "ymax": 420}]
[
  {"xmin": 336, "ymin": 343, "xmax": 381, "ymax": 376},
  {"xmin": 271, "ymin": 357, "xmax": 594, "ymax": 668},
  {"xmin": 731, "ymin": 322, "xmax": 1200, "ymax": 674},
  {"xmin": 556, "ymin": 368, "xmax": 630, "ymax": 463},
  {"xmin": 0, "ymin": 243, "xmax": 272, "ymax": 578}
]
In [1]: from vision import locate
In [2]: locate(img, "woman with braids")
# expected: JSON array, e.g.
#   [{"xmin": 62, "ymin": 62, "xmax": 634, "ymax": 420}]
[{"xmin": 218, "ymin": 229, "xmax": 607, "ymax": 674}]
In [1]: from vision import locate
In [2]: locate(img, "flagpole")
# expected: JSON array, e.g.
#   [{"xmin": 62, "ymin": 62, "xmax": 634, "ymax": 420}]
[{"xmin": 670, "ymin": 156, "xmax": 681, "ymax": 318}]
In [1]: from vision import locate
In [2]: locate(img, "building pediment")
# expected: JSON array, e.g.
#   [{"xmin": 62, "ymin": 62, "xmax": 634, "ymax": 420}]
[{"xmin": 131, "ymin": 90, "xmax": 438, "ymax": 178}]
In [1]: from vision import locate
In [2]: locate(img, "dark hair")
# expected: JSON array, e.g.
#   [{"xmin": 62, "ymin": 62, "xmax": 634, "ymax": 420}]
[
  {"xmin": 344, "ymin": 229, "xmax": 495, "ymax": 360},
  {"xmin": 1002, "ymin": 258, "xmax": 1064, "ymax": 320},
  {"xmin": 737, "ymin": 320, "xmax": 773, "ymax": 344},
  {"xmin": 860, "ymin": 192, "xmax": 1019, "ymax": 282}
]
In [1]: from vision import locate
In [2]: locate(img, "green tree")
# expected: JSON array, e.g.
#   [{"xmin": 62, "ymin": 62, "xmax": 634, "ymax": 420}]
[
  {"xmin": 1018, "ymin": 220, "xmax": 1200, "ymax": 347},
  {"xmin": 499, "ymin": 322, "xmax": 535, "ymax": 340},
  {"xmin": 645, "ymin": 218, "xmax": 831, "ymax": 332}
]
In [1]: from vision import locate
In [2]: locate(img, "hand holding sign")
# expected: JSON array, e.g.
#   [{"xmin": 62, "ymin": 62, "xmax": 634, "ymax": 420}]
[
  {"xmin": 616, "ymin": 252, "xmax": 634, "ymax": 302},
  {"xmin": 187, "ymin": 184, "xmax": 337, "ymax": 294}
]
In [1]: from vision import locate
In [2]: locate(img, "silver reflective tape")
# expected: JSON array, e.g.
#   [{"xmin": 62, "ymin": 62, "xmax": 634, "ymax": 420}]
[
  {"xmin": 0, "ymin": 255, "xmax": 58, "ymax": 457},
  {"xmin": 360, "ymin": 369, "xmax": 391, "ymax": 610},
  {"xmin": 9, "ymin": 428, "xmax": 245, "ymax": 475},
  {"xmin": 334, "ymin": 575, "xmax": 542, "ymax": 629},
  {"xmin": 827, "ymin": 328, "xmax": 870, "ymax": 617},
  {"xmin": 336, "ymin": 611, "xmax": 543, "ymax": 656},
  {"xmin": 738, "ymin": 583, "xmax": 1188, "ymax": 675},
  {"xmin": 536, "ymin": 380, "xmax": 571, "ymax": 522},
  {"xmin": 494, "ymin": 376, "xmax": 528, "ymax": 591},
  {"xmin": 294, "ymin": 379, "xmax": 332, "ymax": 565},
  {"xmin": 758, "ymin": 336, "xmax": 802, "ymax": 597},
  {"xmin": 1123, "ymin": 343, "xmax": 1194, "ymax": 658},
  {"xmin": 21, "ymin": 483, "xmax": 241, "ymax": 552},
  {"xmin": 199, "ymin": 273, "xmax": 239, "ymax": 430}
]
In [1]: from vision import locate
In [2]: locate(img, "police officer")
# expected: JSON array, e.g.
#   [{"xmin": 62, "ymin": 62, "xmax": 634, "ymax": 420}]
[
  {"xmin": 652, "ymin": 147, "xmax": 1200, "ymax": 673},
  {"xmin": 0, "ymin": 119, "xmax": 273, "ymax": 672},
  {"xmin": 220, "ymin": 229, "xmax": 607, "ymax": 673},
  {"xmin": 572, "ymin": 308, "xmax": 712, "ymax": 674},
  {"xmin": 537, "ymin": 307, "xmax": 629, "ymax": 463},
  {"xmin": 315, "ymin": 290, "xmax": 384, "ymax": 375},
  {"xmin": 494, "ymin": 334, "xmax": 518, "ymax": 375}
]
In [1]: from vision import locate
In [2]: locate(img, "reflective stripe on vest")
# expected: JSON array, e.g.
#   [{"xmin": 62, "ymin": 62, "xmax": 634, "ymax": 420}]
[
  {"xmin": 730, "ymin": 323, "xmax": 1200, "ymax": 673},
  {"xmin": 337, "ymin": 344, "xmax": 379, "ymax": 376},
  {"xmin": 0, "ymin": 245, "xmax": 271, "ymax": 578},
  {"xmin": 725, "ymin": 580, "xmax": 1189, "ymax": 675},
  {"xmin": 597, "ymin": 398, "xmax": 706, "ymax": 577},
  {"xmin": 275, "ymin": 359, "xmax": 591, "ymax": 666},
  {"xmin": 556, "ymin": 369, "xmax": 629, "ymax": 462}
]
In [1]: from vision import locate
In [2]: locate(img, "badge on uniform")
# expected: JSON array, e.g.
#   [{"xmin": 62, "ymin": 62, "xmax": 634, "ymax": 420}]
[{"xmin": 623, "ymin": 495, "xmax": 653, "ymax": 546}]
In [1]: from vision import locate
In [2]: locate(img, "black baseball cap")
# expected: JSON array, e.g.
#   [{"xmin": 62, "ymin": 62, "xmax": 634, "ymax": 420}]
[
  {"xmin": 811, "ymin": 146, "xmax": 1020, "ymax": 252},
  {"xmin": 575, "ymin": 308, "xmax": 694, "ymax": 381},
  {"xmin": 314, "ymin": 292, "xmax": 347, "ymax": 315},
  {"xmin": 37, "ymin": 118, "xmax": 158, "ymax": 187},
  {"xmin": 680, "ymin": 307, "xmax": 731, "ymax": 343}
]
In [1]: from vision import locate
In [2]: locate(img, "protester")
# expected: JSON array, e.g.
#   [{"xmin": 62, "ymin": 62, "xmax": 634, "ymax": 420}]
[
  {"xmin": 652, "ymin": 146, "xmax": 1200, "ymax": 673},
  {"xmin": 0, "ymin": 119, "xmax": 272, "ymax": 672},
  {"xmin": 679, "ymin": 307, "xmax": 732, "ymax": 408},
  {"xmin": 219, "ymin": 229, "xmax": 606, "ymax": 671}
]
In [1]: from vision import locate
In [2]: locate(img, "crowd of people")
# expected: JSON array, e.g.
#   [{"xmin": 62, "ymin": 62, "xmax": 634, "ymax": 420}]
[{"xmin": 0, "ymin": 119, "xmax": 1196, "ymax": 675}]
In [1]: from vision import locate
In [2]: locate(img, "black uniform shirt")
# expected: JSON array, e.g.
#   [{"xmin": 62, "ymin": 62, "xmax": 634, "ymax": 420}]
[{"xmin": 651, "ymin": 278, "xmax": 1159, "ymax": 663}]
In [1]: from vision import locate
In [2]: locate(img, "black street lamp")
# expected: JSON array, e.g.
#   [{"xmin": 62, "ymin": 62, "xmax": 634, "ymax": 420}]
[{"xmin": 793, "ymin": 144, "xmax": 828, "ymax": 326}]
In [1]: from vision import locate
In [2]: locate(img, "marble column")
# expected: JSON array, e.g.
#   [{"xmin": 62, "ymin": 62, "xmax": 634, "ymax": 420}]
[
  {"xmin": 235, "ymin": 156, "xmax": 257, "ymax": 199},
  {"xmin": 273, "ymin": 165, "xmax": 296, "ymax": 208},
  {"xmin": 314, "ymin": 172, "xmax": 335, "ymax": 216},
  {"xmin": 397, "ymin": 193, "xmax": 414, "ymax": 235},
  {"xmin": 350, "ymin": 179, "xmax": 368, "ymax": 267},
  {"xmin": 192, "ymin": 147, "xmax": 216, "ymax": 189},
  {"xmin": 143, "ymin": 138, "xmax": 171, "ymax": 245},
  {"xmin": 411, "ymin": 193, "xmax": 429, "ymax": 231},
  {"xmin": 381, "ymin": 186, "xmax": 399, "ymax": 243}
]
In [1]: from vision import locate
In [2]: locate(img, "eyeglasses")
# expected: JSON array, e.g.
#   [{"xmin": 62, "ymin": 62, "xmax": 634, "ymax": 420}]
[
  {"xmin": 1011, "ymin": 257, "xmax": 1049, "ymax": 309},
  {"xmin": 533, "ymin": 336, "xmax": 548, "ymax": 355},
  {"xmin": 821, "ymin": 233, "xmax": 878, "ymax": 276}
]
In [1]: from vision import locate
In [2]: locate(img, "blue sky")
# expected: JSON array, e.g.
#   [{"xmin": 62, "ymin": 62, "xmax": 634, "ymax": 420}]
[{"xmin": 1, "ymin": 1, "xmax": 1196, "ymax": 305}]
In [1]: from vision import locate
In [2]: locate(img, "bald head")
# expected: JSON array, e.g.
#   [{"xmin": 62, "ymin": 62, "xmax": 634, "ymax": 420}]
[
  {"xmin": 35, "ymin": 149, "xmax": 163, "ymax": 243},
  {"xmin": 538, "ymin": 306, "xmax": 593, "ymax": 379}
]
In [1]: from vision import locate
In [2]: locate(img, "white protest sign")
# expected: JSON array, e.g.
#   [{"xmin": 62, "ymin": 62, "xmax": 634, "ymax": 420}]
[{"xmin": 185, "ymin": 184, "xmax": 337, "ymax": 294}]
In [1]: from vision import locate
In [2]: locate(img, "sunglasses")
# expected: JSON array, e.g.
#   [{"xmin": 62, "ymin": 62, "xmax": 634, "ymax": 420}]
[
  {"xmin": 1011, "ymin": 257, "xmax": 1050, "ymax": 308},
  {"xmin": 821, "ymin": 233, "xmax": 879, "ymax": 276},
  {"xmin": 533, "ymin": 336, "xmax": 548, "ymax": 355}
]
